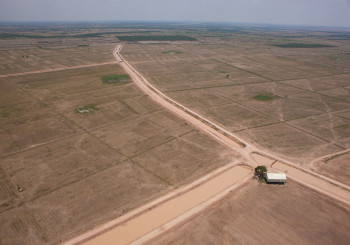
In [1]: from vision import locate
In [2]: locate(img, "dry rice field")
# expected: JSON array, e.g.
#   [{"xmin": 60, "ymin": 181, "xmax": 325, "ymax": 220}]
[
  {"xmin": 123, "ymin": 36, "xmax": 350, "ymax": 175},
  {"xmin": 0, "ymin": 60, "xmax": 239, "ymax": 244},
  {"xmin": 1, "ymin": 24, "xmax": 350, "ymax": 244}
]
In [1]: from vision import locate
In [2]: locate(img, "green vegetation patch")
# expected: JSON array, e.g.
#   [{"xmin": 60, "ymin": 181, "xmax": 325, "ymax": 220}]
[
  {"xmin": 117, "ymin": 35, "xmax": 197, "ymax": 42},
  {"xmin": 217, "ymin": 70, "xmax": 228, "ymax": 74},
  {"xmin": 255, "ymin": 165, "xmax": 267, "ymax": 183},
  {"xmin": 162, "ymin": 51, "xmax": 182, "ymax": 54},
  {"xmin": 271, "ymin": 43, "xmax": 336, "ymax": 48},
  {"xmin": 102, "ymin": 74, "xmax": 131, "ymax": 84},
  {"xmin": 253, "ymin": 94, "xmax": 275, "ymax": 101},
  {"xmin": 75, "ymin": 105, "xmax": 99, "ymax": 114}
]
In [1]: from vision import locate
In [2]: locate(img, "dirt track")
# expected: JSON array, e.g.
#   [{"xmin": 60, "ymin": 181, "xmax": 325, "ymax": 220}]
[{"xmin": 65, "ymin": 44, "xmax": 350, "ymax": 245}]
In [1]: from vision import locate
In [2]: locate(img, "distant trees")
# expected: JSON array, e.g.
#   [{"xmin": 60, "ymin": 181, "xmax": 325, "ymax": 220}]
[{"xmin": 117, "ymin": 35, "xmax": 197, "ymax": 42}]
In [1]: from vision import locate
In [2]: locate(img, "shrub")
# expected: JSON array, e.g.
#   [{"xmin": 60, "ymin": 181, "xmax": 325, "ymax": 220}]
[{"xmin": 255, "ymin": 165, "xmax": 267, "ymax": 181}]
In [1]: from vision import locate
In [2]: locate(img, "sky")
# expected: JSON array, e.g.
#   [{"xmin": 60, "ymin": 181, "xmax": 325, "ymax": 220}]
[{"xmin": 0, "ymin": 0, "xmax": 350, "ymax": 27}]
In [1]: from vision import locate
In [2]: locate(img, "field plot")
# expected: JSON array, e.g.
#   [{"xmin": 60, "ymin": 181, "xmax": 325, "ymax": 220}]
[
  {"xmin": 287, "ymin": 92, "xmax": 350, "ymax": 112},
  {"xmin": 151, "ymin": 181, "xmax": 350, "ymax": 245},
  {"xmin": 132, "ymin": 61, "xmax": 174, "ymax": 76},
  {"xmin": 314, "ymin": 151, "xmax": 350, "ymax": 186},
  {"xmin": 281, "ymin": 73, "xmax": 350, "ymax": 92},
  {"xmin": 0, "ymin": 49, "xmax": 65, "ymax": 75},
  {"xmin": 194, "ymin": 103, "xmax": 278, "ymax": 132},
  {"xmin": 26, "ymin": 45, "xmax": 116, "ymax": 67},
  {"xmin": 132, "ymin": 130, "xmax": 241, "ymax": 185},
  {"xmin": 227, "ymin": 55, "xmax": 339, "ymax": 80},
  {"xmin": 5, "ymin": 63, "xmax": 125, "ymax": 97},
  {"xmin": 289, "ymin": 53, "xmax": 350, "ymax": 71},
  {"xmin": 289, "ymin": 113, "xmax": 350, "ymax": 148},
  {"xmin": 0, "ymin": 60, "xmax": 239, "ymax": 244},
  {"xmin": 0, "ymin": 79, "xmax": 33, "ymax": 106}
]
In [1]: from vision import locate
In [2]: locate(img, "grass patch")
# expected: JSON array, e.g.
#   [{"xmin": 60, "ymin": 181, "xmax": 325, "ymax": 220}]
[
  {"xmin": 77, "ymin": 44, "xmax": 89, "ymax": 47},
  {"xmin": 117, "ymin": 35, "xmax": 197, "ymax": 42},
  {"xmin": 75, "ymin": 105, "xmax": 99, "ymax": 114},
  {"xmin": 271, "ymin": 43, "xmax": 336, "ymax": 48},
  {"xmin": 162, "ymin": 51, "xmax": 182, "ymax": 54},
  {"xmin": 253, "ymin": 94, "xmax": 274, "ymax": 102},
  {"xmin": 102, "ymin": 74, "xmax": 131, "ymax": 84},
  {"xmin": 217, "ymin": 70, "xmax": 228, "ymax": 74}
]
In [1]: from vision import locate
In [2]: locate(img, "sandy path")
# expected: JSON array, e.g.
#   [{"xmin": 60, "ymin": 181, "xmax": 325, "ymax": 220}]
[
  {"xmin": 83, "ymin": 165, "xmax": 251, "ymax": 245},
  {"xmin": 0, "ymin": 61, "xmax": 118, "ymax": 78}
]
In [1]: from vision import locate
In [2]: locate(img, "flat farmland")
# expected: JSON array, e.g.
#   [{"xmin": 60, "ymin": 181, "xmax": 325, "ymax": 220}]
[
  {"xmin": 1, "ymin": 23, "xmax": 350, "ymax": 245},
  {"xmin": 288, "ymin": 113, "xmax": 350, "ymax": 148},
  {"xmin": 123, "ymin": 39, "xmax": 350, "ymax": 169},
  {"xmin": 151, "ymin": 181, "xmax": 350, "ymax": 245},
  {"xmin": 26, "ymin": 45, "xmax": 116, "ymax": 67},
  {"xmin": 0, "ymin": 45, "xmax": 116, "ymax": 76},
  {"xmin": 0, "ymin": 61, "xmax": 239, "ymax": 244},
  {"xmin": 0, "ymin": 49, "xmax": 65, "ymax": 75}
]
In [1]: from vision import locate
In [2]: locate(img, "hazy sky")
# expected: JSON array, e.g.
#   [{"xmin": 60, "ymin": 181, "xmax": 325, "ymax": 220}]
[{"xmin": 1, "ymin": 0, "xmax": 350, "ymax": 27}]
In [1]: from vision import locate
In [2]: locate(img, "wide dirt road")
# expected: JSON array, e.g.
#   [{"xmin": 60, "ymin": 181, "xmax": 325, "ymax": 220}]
[{"xmin": 84, "ymin": 165, "xmax": 251, "ymax": 245}]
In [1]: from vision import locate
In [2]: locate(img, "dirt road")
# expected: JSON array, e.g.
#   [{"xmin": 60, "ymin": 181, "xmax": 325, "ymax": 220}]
[{"xmin": 64, "ymin": 44, "xmax": 350, "ymax": 245}]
